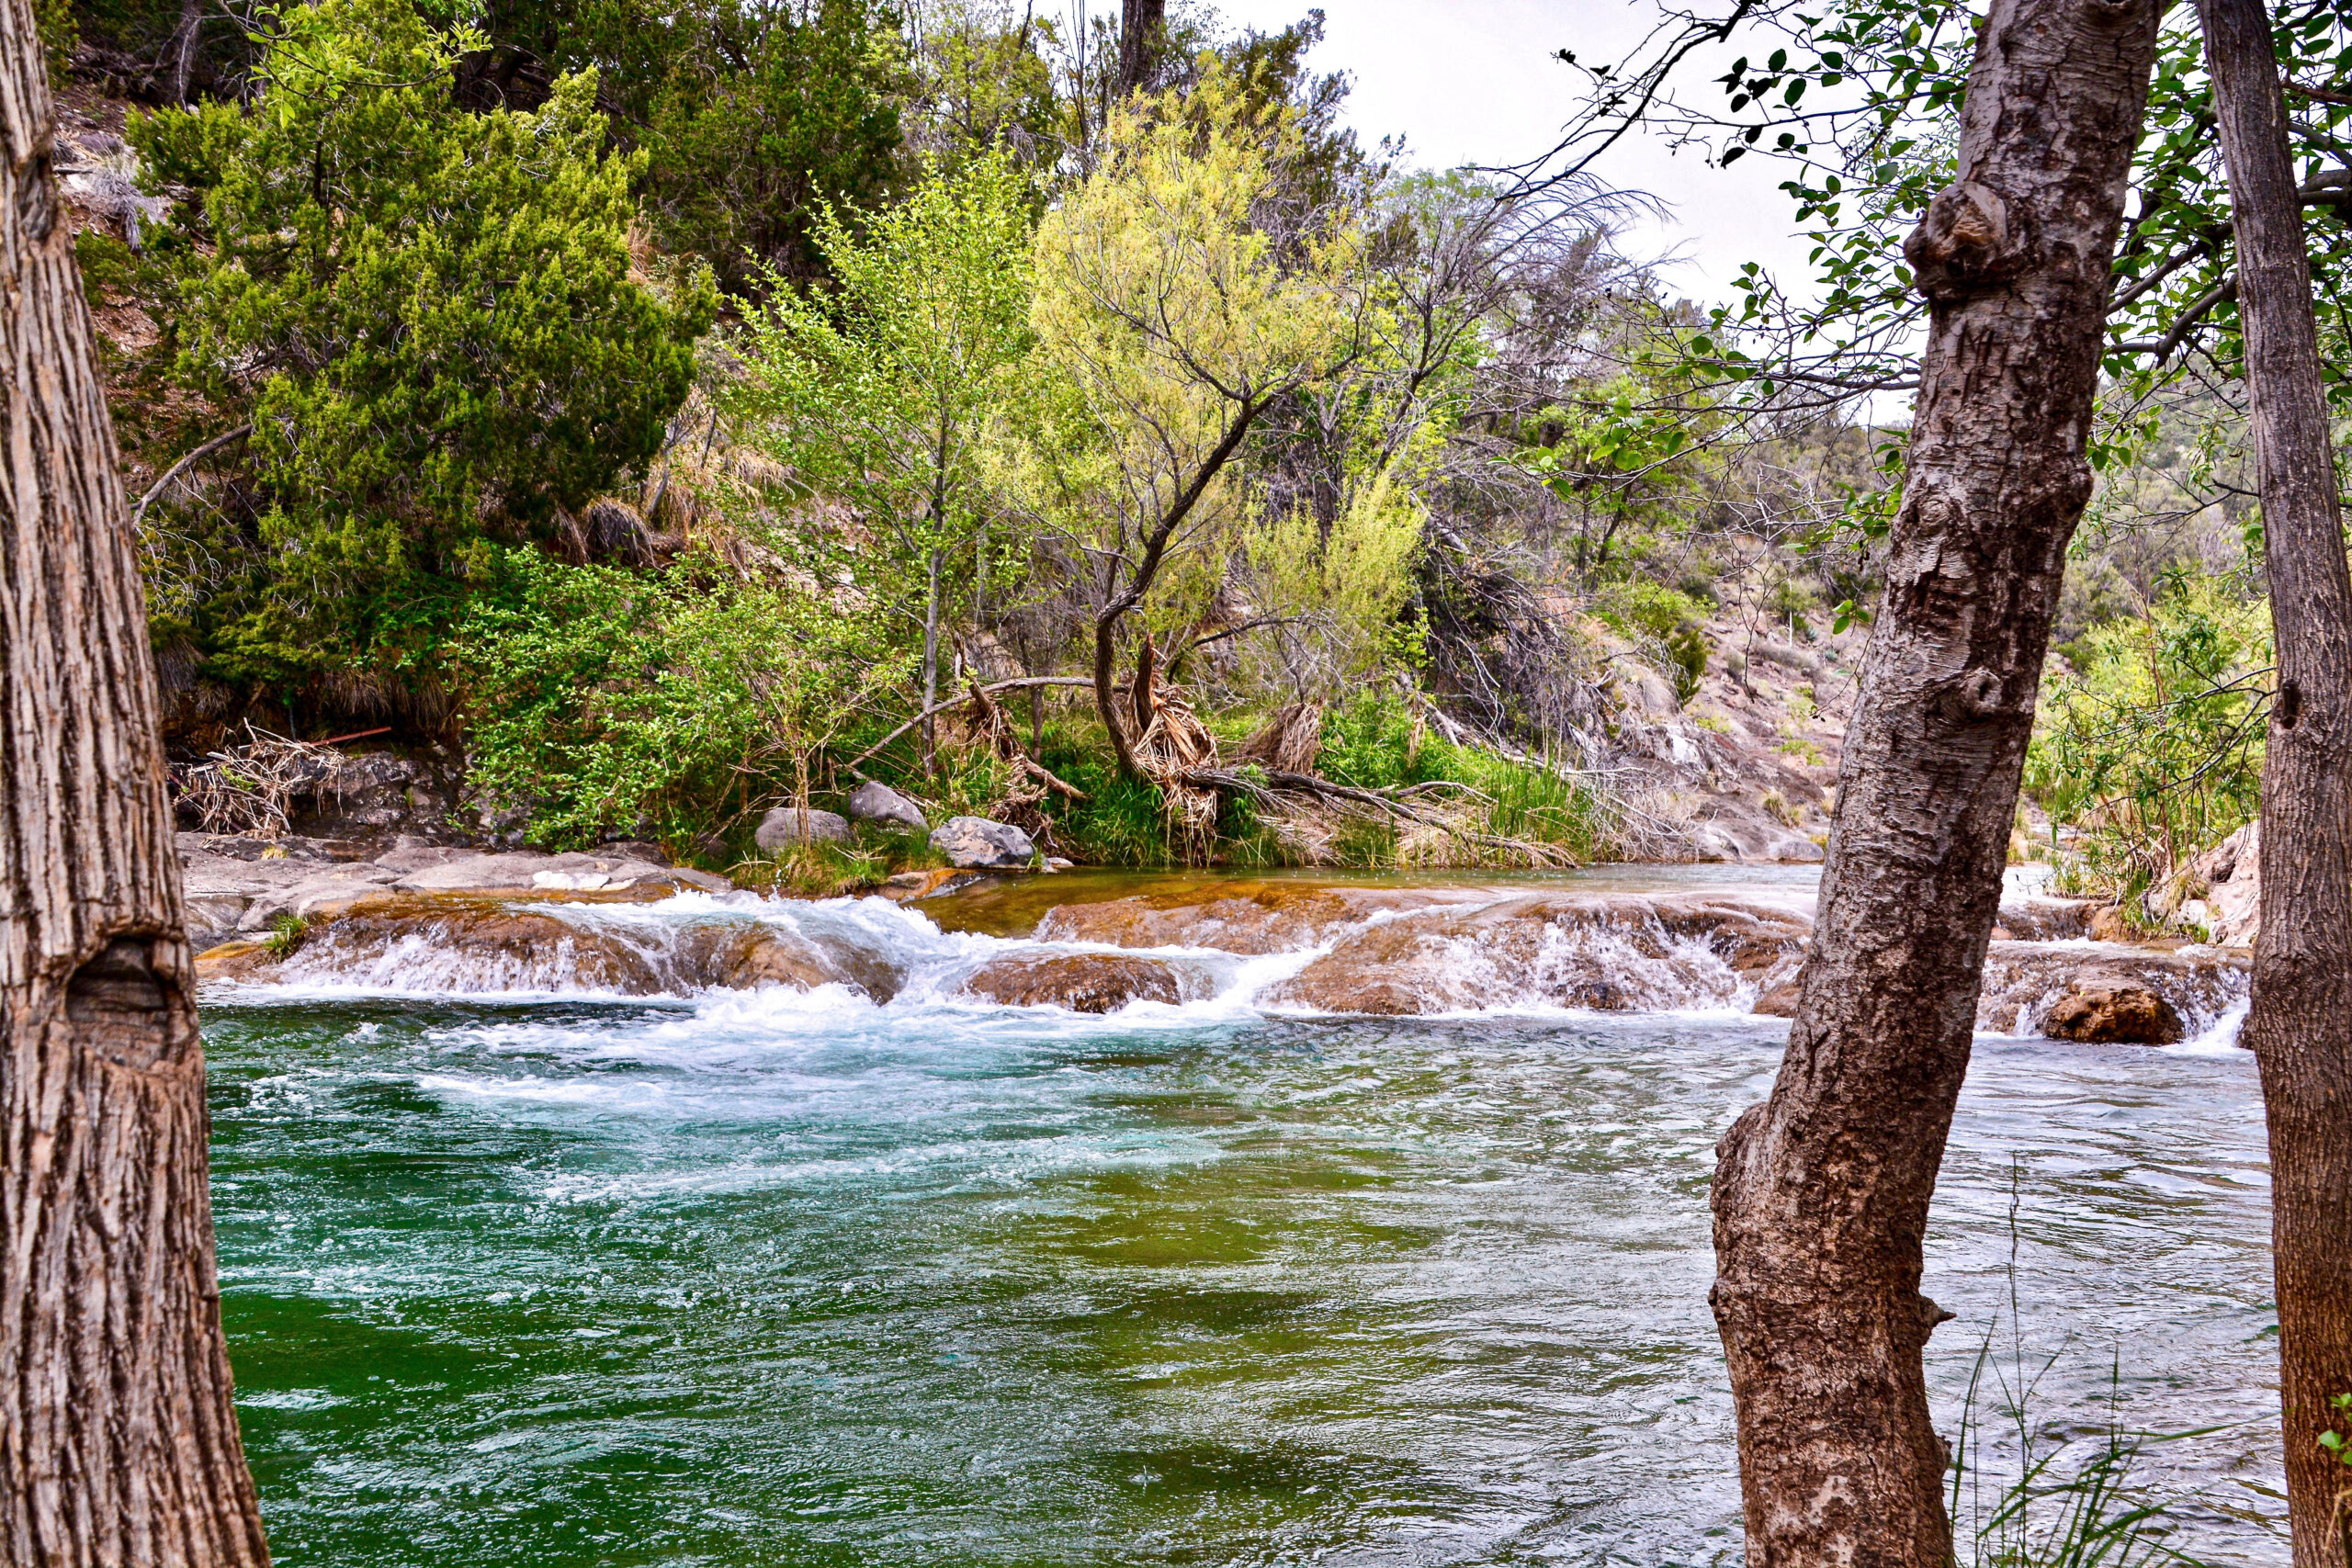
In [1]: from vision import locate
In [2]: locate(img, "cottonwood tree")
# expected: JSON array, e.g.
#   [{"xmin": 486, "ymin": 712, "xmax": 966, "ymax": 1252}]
[
  {"xmin": 2195, "ymin": 2, "xmax": 2352, "ymax": 1562},
  {"xmin": 1022, "ymin": 67, "xmax": 1363, "ymax": 780},
  {"xmin": 737, "ymin": 149, "xmax": 1036, "ymax": 772},
  {"xmin": 1695, "ymin": 0, "xmax": 2163, "ymax": 1562},
  {"xmin": 1, "ymin": 0, "xmax": 272, "ymax": 1557}
]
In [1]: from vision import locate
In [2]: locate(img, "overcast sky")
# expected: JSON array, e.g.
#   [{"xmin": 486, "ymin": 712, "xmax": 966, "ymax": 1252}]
[{"xmin": 1206, "ymin": 0, "xmax": 1821, "ymax": 308}]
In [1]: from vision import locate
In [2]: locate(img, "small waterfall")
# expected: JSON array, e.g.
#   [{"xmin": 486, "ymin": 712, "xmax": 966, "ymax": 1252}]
[{"xmin": 207, "ymin": 883, "xmax": 2250, "ymax": 1042}]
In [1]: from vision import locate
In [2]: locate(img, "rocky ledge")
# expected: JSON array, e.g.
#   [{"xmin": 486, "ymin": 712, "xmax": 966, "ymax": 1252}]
[
  {"xmin": 182, "ymin": 833, "xmax": 729, "ymax": 952},
  {"xmin": 199, "ymin": 891, "xmax": 903, "ymax": 999},
  {"xmin": 190, "ymin": 855, "xmax": 2249, "ymax": 1044}
]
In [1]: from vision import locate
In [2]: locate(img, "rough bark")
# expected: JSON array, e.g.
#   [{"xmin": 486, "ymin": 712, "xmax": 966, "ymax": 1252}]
[
  {"xmin": 0, "ymin": 1, "xmax": 272, "ymax": 1561},
  {"xmin": 921, "ymin": 546, "xmax": 942, "ymax": 775},
  {"xmin": 1115, "ymin": 0, "xmax": 1164, "ymax": 97},
  {"xmin": 1708, "ymin": 2, "xmax": 2161, "ymax": 1563},
  {"xmin": 2195, "ymin": 3, "xmax": 2352, "ymax": 1562}
]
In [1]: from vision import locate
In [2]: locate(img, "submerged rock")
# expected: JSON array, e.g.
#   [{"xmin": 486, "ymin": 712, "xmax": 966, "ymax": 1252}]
[
  {"xmin": 847, "ymin": 781, "xmax": 928, "ymax": 833},
  {"xmin": 956, "ymin": 952, "xmax": 1202, "ymax": 1012},
  {"xmin": 932, "ymin": 816, "xmax": 1034, "ymax": 869},
  {"xmin": 754, "ymin": 807, "xmax": 851, "ymax": 850}
]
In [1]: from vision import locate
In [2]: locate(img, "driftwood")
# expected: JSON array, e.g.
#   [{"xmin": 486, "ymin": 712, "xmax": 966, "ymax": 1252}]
[
  {"xmin": 1182, "ymin": 765, "xmax": 1577, "ymax": 868},
  {"xmin": 1232, "ymin": 701, "xmax": 1325, "ymax": 774},
  {"xmin": 965, "ymin": 682, "xmax": 1089, "ymax": 802},
  {"xmin": 841, "ymin": 676, "xmax": 1095, "ymax": 773}
]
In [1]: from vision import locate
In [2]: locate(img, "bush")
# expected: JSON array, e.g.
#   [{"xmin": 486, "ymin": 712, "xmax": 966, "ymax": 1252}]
[
  {"xmin": 2027, "ymin": 576, "xmax": 2269, "ymax": 902},
  {"xmin": 1593, "ymin": 581, "xmax": 1709, "ymax": 704},
  {"xmin": 459, "ymin": 548, "xmax": 913, "ymax": 852},
  {"xmin": 134, "ymin": 0, "xmax": 714, "ymax": 689}
]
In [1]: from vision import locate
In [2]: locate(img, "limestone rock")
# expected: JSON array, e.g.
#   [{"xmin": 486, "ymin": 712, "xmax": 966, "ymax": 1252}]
[
  {"xmin": 1261, "ymin": 895, "xmax": 1812, "ymax": 1016},
  {"xmin": 2190, "ymin": 822, "xmax": 2260, "ymax": 945},
  {"xmin": 1976, "ymin": 941, "xmax": 2245, "ymax": 1039},
  {"xmin": 2041, "ymin": 984, "xmax": 2185, "ymax": 1045},
  {"xmin": 931, "ymin": 815, "xmax": 1034, "ymax": 869},
  {"xmin": 1035, "ymin": 881, "xmax": 1479, "ymax": 953},
  {"xmin": 846, "ymin": 781, "xmax": 928, "ymax": 832},
  {"xmin": 755, "ymin": 807, "xmax": 851, "ymax": 850},
  {"xmin": 956, "ymin": 952, "xmax": 1200, "ymax": 1012}
]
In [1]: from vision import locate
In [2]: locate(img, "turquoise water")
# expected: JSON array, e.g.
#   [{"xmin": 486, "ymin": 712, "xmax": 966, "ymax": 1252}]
[{"xmin": 202, "ymin": 888, "xmax": 2284, "ymax": 1566}]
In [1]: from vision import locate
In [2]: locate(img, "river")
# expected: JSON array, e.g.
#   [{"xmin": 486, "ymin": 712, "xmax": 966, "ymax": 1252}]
[{"xmin": 199, "ymin": 866, "xmax": 2285, "ymax": 1566}]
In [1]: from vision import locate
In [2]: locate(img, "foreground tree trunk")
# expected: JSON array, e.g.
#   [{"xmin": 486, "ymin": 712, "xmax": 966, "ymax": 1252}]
[
  {"xmin": 2195, "ymin": 4, "xmax": 2352, "ymax": 1562},
  {"xmin": 1708, "ymin": 2, "xmax": 2161, "ymax": 1563},
  {"xmin": 0, "ymin": 2, "xmax": 273, "ymax": 1561}
]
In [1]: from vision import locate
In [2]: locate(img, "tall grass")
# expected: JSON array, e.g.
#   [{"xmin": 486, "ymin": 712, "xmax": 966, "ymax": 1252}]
[{"xmin": 1947, "ymin": 1165, "xmax": 2221, "ymax": 1568}]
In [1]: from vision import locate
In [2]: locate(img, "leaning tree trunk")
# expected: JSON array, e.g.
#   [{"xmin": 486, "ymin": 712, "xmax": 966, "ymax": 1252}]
[
  {"xmin": 2196, "ymin": 3, "xmax": 2352, "ymax": 1562},
  {"xmin": 1708, "ymin": 2, "xmax": 2162, "ymax": 1563},
  {"xmin": 0, "ymin": 2, "xmax": 273, "ymax": 1562}
]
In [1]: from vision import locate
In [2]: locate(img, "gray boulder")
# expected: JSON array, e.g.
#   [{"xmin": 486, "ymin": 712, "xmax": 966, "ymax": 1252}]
[
  {"xmin": 931, "ymin": 815, "xmax": 1034, "ymax": 869},
  {"xmin": 846, "ymin": 780, "xmax": 928, "ymax": 832},
  {"xmin": 755, "ymin": 806, "xmax": 851, "ymax": 851}
]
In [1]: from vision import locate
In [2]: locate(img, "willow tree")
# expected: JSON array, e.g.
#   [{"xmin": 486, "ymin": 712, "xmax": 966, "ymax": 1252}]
[
  {"xmin": 0, "ymin": 0, "xmax": 272, "ymax": 1557},
  {"xmin": 1023, "ymin": 65, "xmax": 1361, "ymax": 780},
  {"xmin": 737, "ymin": 149, "xmax": 1036, "ymax": 772}
]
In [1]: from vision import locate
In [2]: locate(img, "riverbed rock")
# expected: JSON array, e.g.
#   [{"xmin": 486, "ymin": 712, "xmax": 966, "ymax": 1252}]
[
  {"xmin": 1975, "ymin": 942, "xmax": 2245, "ymax": 1039},
  {"xmin": 208, "ymin": 897, "xmax": 673, "ymax": 993},
  {"xmin": 1262, "ymin": 895, "xmax": 1812, "ymax": 1016},
  {"xmin": 846, "ymin": 781, "xmax": 928, "ymax": 833},
  {"xmin": 957, "ymin": 952, "xmax": 1201, "ymax": 1012},
  {"xmin": 755, "ymin": 807, "xmax": 852, "ymax": 850},
  {"xmin": 2041, "ymin": 983, "xmax": 2185, "ymax": 1045},
  {"xmin": 1035, "ymin": 882, "xmax": 1482, "ymax": 954},
  {"xmin": 197, "ymin": 895, "xmax": 891, "ymax": 998},
  {"xmin": 932, "ymin": 816, "xmax": 1034, "ymax": 869}
]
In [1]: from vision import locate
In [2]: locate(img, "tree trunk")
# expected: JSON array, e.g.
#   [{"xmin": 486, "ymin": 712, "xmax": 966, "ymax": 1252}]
[
  {"xmin": 163, "ymin": 0, "xmax": 201, "ymax": 106},
  {"xmin": 1, "ymin": 2, "xmax": 272, "ymax": 1562},
  {"xmin": 2196, "ymin": 4, "xmax": 2352, "ymax": 1562},
  {"xmin": 921, "ymin": 547, "xmax": 942, "ymax": 775},
  {"xmin": 1708, "ymin": 2, "xmax": 2161, "ymax": 1564},
  {"xmin": 1115, "ymin": 0, "xmax": 1164, "ymax": 97}
]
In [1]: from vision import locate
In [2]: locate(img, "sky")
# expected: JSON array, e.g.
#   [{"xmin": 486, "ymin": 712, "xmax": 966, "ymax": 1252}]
[{"xmin": 1205, "ymin": 0, "xmax": 1822, "ymax": 309}]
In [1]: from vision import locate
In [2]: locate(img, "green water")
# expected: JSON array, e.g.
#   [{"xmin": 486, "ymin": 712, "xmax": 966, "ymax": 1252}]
[{"xmin": 203, "ymin": 889, "xmax": 2283, "ymax": 1566}]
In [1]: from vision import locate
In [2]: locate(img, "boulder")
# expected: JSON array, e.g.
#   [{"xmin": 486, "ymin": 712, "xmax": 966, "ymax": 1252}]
[
  {"xmin": 1993, "ymin": 898, "xmax": 2095, "ymax": 942},
  {"xmin": 1976, "ymin": 942, "xmax": 2246, "ymax": 1039},
  {"xmin": 931, "ymin": 815, "xmax": 1034, "ymax": 869},
  {"xmin": 2041, "ymin": 984, "xmax": 2185, "ymax": 1045},
  {"xmin": 956, "ymin": 952, "xmax": 1200, "ymax": 1012},
  {"xmin": 755, "ymin": 807, "xmax": 851, "ymax": 851},
  {"xmin": 846, "ymin": 781, "xmax": 928, "ymax": 833}
]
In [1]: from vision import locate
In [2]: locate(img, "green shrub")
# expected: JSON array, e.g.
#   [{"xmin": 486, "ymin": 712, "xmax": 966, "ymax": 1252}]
[
  {"xmin": 1593, "ymin": 581, "xmax": 1708, "ymax": 703},
  {"xmin": 458, "ymin": 548, "xmax": 912, "ymax": 852},
  {"xmin": 2026, "ymin": 575, "xmax": 2269, "ymax": 901},
  {"xmin": 133, "ymin": 0, "xmax": 714, "ymax": 689}
]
